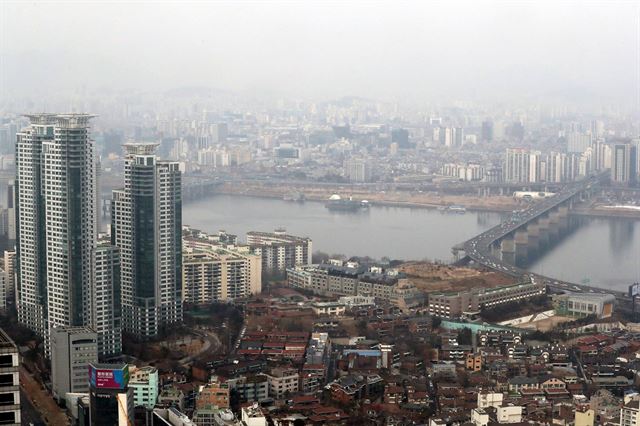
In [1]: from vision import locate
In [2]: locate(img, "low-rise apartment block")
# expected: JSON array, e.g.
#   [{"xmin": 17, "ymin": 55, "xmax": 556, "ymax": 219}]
[
  {"xmin": 247, "ymin": 230, "xmax": 312, "ymax": 274},
  {"xmin": 183, "ymin": 231, "xmax": 261, "ymax": 303},
  {"xmin": 287, "ymin": 262, "xmax": 424, "ymax": 307},
  {"xmin": 428, "ymin": 277, "xmax": 545, "ymax": 318}
]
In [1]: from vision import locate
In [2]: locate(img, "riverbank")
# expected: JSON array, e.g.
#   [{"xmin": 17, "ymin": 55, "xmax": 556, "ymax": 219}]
[
  {"xmin": 215, "ymin": 182, "xmax": 640, "ymax": 219},
  {"xmin": 571, "ymin": 206, "xmax": 640, "ymax": 219},
  {"xmin": 216, "ymin": 181, "xmax": 520, "ymax": 212}
]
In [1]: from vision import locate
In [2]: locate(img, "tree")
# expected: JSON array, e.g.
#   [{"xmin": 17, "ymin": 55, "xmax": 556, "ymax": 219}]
[
  {"xmin": 356, "ymin": 319, "xmax": 368, "ymax": 335},
  {"xmin": 432, "ymin": 316, "xmax": 442, "ymax": 329},
  {"xmin": 457, "ymin": 327, "xmax": 473, "ymax": 346},
  {"xmin": 312, "ymin": 251, "xmax": 330, "ymax": 264}
]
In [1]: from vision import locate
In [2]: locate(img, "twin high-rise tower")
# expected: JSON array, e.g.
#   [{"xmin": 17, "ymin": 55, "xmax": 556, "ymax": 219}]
[
  {"xmin": 112, "ymin": 143, "xmax": 183, "ymax": 337},
  {"xmin": 16, "ymin": 114, "xmax": 97, "ymax": 338},
  {"xmin": 15, "ymin": 114, "xmax": 182, "ymax": 352}
]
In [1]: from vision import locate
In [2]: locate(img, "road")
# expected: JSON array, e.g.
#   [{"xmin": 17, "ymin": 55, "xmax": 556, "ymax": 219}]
[
  {"xmin": 456, "ymin": 171, "xmax": 622, "ymax": 297},
  {"xmin": 20, "ymin": 389, "xmax": 45, "ymax": 426},
  {"xmin": 178, "ymin": 330, "xmax": 222, "ymax": 365},
  {"xmin": 19, "ymin": 366, "xmax": 69, "ymax": 425}
]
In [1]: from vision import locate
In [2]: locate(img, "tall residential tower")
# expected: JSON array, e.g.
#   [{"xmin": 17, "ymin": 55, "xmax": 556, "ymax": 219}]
[
  {"xmin": 16, "ymin": 114, "xmax": 97, "ymax": 341},
  {"xmin": 111, "ymin": 143, "xmax": 182, "ymax": 338}
]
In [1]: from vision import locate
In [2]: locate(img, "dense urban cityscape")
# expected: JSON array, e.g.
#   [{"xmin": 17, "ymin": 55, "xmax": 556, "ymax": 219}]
[{"xmin": 1, "ymin": 1, "xmax": 640, "ymax": 426}]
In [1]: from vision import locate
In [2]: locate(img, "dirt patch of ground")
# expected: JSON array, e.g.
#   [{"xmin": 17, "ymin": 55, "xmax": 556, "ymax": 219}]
[
  {"xmin": 20, "ymin": 366, "xmax": 70, "ymax": 425},
  {"xmin": 399, "ymin": 261, "xmax": 514, "ymax": 294},
  {"xmin": 512, "ymin": 315, "xmax": 575, "ymax": 332}
]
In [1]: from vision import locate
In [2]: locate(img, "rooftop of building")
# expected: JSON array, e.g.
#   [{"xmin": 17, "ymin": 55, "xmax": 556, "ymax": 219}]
[
  {"xmin": 130, "ymin": 366, "xmax": 158, "ymax": 382},
  {"xmin": 242, "ymin": 404, "xmax": 265, "ymax": 418},
  {"xmin": 247, "ymin": 230, "xmax": 311, "ymax": 242},
  {"xmin": 52, "ymin": 326, "xmax": 96, "ymax": 335},
  {"xmin": 429, "ymin": 277, "xmax": 539, "ymax": 297},
  {"xmin": 123, "ymin": 142, "xmax": 160, "ymax": 155},
  {"xmin": 25, "ymin": 113, "xmax": 96, "ymax": 127},
  {"xmin": 554, "ymin": 292, "xmax": 616, "ymax": 303},
  {"xmin": 0, "ymin": 328, "xmax": 17, "ymax": 352},
  {"xmin": 90, "ymin": 362, "xmax": 128, "ymax": 371}
]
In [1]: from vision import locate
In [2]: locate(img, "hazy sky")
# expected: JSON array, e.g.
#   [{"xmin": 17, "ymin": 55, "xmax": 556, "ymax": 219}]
[{"xmin": 1, "ymin": 1, "xmax": 638, "ymax": 103}]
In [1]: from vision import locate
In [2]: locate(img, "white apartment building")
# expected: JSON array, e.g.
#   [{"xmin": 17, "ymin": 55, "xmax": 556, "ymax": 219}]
[
  {"xmin": 91, "ymin": 242, "xmax": 122, "ymax": 357},
  {"xmin": 16, "ymin": 114, "xmax": 97, "ymax": 347},
  {"xmin": 263, "ymin": 368, "xmax": 299, "ymax": 400},
  {"xmin": 182, "ymin": 243, "xmax": 261, "ymax": 304},
  {"xmin": 247, "ymin": 230, "xmax": 312, "ymax": 274},
  {"xmin": 621, "ymin": 400, "xmax": 640, "ymax": 426}
]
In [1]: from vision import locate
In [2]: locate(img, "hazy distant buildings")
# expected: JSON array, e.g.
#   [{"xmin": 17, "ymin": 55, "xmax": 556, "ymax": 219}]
[
  {"xmin": 508, "ymin": 121, "xmax": 525, "ymax": 141},
  {"xmin": 16, "ymin": 114, "xmax": 97, "ymax": 344},
  {"xmin": 566, "ymin": 132, "xmax": 592, "ymax": 153},
  {"xmin": 274, "ymin": 145, "xmax": 301, "ymax": 160},
  {"xmin": 503, "ymin": 148, "xmax": 587, "ymax": 184},
  {"xmin": 343, "ymin": 158, "xmax": 371, "ymax": 182},
  {"xmin": 441, "ymin": 163, "xmax": 484, "ymax": 181},
  {"xmin": 112, "ymin": 143, "xmax": 182, "ymax": 338},
  {"xmin": 592, "ymin": 140, "xmax": 612, "ymax": 171},
  {"xmin": 391, "ymin": 128, "xmax": 410, "ymax": 148},
  {"xmin": 504, "ymin": 148, "xmax": 530, "ymax": 183},
  {"xmin": 481, "ymin": 120, "xmax": 493, "ymax": 142},
  {"xmin": 611, "ymin": 143, "xmax": 637, "ymax": 185},
  {"xmin": 439, "ymin": 127, "xmax": 452, "ymax": 147},
  {"xmin": 453, "ymin": 127, "xmax": 465, "ymax": 147}
]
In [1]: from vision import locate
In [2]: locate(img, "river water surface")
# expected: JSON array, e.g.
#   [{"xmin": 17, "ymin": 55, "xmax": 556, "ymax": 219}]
[{"xmin": 183, "ymin": 194, "xmax": 640, "ymax": 292}]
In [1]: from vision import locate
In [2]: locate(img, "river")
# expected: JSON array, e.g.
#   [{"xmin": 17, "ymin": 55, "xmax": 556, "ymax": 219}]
[
  {"xmin": 183, "ymin": 194, "xmax": 503, "ymax": 263},
  {"xmin": 183, "ymin": 194, "xmax": 640, "ymax": 292}
]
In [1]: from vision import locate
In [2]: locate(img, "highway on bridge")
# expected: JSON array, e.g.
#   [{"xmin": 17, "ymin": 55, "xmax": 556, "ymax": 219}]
[{"xmin": 456, "ymin": 171, "xmax": 625, "ymax": 298}]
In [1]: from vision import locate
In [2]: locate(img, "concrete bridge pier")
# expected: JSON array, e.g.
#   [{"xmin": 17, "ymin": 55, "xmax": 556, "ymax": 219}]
[
  {"xmin": 526, "ymin": 222, "xmax": 540, "ymax": 252},
  {"xmin": 514, "ymin": 229, "xmax": 529, "ymax": 265},
  {"xmin": 556, "ymin": 205, "xmax": 570, "ymax": 231},
  {"xmin": 500, "ymin": 237, "xmax": 516, "ymax": 264},
  {"xmin": 547, "ymin": 210, "xmax": 562, "ymax": 240},
  {"xmin": 536, "ymin": 216, "xmax": 550, "ymax": 247},
  {"xmin": 490, "ymin": 241, "xmax": 501, "ymax": 257},
  {"xmin": 514, "ymin": 229, "xmax": 528, "ymax": 246}
]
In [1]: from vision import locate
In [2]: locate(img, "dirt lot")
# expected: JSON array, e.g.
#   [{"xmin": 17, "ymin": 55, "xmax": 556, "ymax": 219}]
[
  {"xmin": 512, "ymin": 315, "xmax": 575, "ymax": 332},
  {"xmin": 399, "ymin": 261, "xmax": 514, "ymax": 293},
  {"xmin": 20, "ymin": 366, "xmax": 69, "ymax": 425}
]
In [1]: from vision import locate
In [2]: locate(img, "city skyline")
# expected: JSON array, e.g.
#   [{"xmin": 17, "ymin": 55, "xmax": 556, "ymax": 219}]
[{"xmin": 3, "ymin": 2, "xmax": 640, "ymax": 425}]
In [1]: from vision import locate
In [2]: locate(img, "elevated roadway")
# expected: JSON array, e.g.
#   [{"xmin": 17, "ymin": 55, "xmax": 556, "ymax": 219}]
[{"xmin": 454, "ymin": 171, "xmax": 626, "ymax": 298}]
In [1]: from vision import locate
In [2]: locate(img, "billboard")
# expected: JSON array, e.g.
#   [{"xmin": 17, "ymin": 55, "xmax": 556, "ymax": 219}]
[
  {"xmin": 630, "ymin": 283, "xmax": 640, "ymax": 297},
  {"xmin": 89, "ymin": 364, "xmax": 129, "ymax": 390}
]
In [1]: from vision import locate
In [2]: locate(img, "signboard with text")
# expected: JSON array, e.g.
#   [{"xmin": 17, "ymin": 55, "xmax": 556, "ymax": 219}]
[{"xmin": 88, "ymin": 364, "xmax": 129, "ymax": 390}]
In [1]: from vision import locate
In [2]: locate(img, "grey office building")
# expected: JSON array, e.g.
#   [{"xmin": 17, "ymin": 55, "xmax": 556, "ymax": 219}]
[{"xmin": 51, "ymin": 326, "xmax": 98, "ymax": 401}]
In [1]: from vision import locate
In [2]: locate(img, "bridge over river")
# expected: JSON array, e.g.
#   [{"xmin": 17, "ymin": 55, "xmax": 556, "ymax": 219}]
[{"xmin": 452, "ymin": 171, "xmax": 632, "ymax": 304}]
